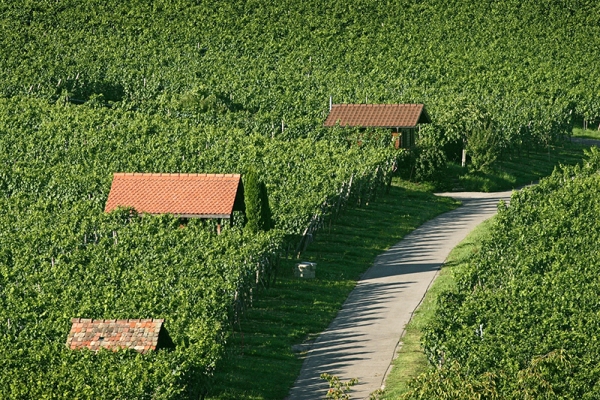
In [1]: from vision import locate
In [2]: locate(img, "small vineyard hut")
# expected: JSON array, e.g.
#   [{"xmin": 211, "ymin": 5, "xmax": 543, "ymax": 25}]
[
  {"xmin": 105, "ymin": 173, "xmax": 245, "ymax": 233},
  {"xmin": 324, "ymin": 104, "xmax": 431, "ymax": 149},
  {"xmin": 67, "ymin": 318, "xmax": 172, "ymax": 354}
]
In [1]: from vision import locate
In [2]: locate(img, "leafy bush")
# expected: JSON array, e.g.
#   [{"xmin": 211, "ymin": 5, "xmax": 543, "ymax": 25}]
[
  {"xmin": 0, "ymin": 96, "xmax": 394, "ymax": 397},
  {"xmin": 413, "ymin": 125, "xmax": 447, "ymax": 180},
  {"xmin": 466, "ymin": 119, "xmax": 501, "ymax": 171},
  {"xmin": 404, "ymin": 147, "xmax": 600, "ymax": 398},
  {"xmin": 243, "ymin": 167, "xmax": 273, "ymax": 233}
]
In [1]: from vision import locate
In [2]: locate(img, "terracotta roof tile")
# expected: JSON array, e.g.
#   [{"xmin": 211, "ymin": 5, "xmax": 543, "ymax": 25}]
[
  {"xmin": 324, "ymin": 104, "xmax": 431, "ymax": 128},
  {"xmin": 104, "ymin": 173, "xmax": 242, "ymax": 217},
  {"xmin": 66, "ymin": 318, "xmax": 164, "ymax": 354}
]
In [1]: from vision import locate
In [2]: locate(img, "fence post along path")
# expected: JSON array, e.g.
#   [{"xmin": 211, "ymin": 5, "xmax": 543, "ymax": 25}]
[{"xmin": 287, "ymin": 190, "xmax": 513, "ymax": 399}]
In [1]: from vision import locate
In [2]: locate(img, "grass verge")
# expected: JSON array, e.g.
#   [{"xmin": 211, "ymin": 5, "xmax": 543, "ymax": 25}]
[
  {"xmin": 572, "ymin": 126, "xmax": 600, "ymax": 140},
  {"xmin": 207, "ymin": 141, "xmax": 591, "ymax": 399},
  {"xmin": 206, "ymin": 179, "xmax": 460, "ymax": 400},
  {"xmin": 381, "ymin": 217, "xmax": 496, "ymax": 398},
  {"xmin": 433, "ymin": 140, "xmax": 588, "ymax": 192}
]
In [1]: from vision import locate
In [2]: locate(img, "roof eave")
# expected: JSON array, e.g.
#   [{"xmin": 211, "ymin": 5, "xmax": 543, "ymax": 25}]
[
  {"xmin": 156, "ymin": 213, "xmax": 233, "ymax": 219},
  {"xmin": 324, "ymin": 123, "xmax": 419, "ymax": 129},
  {"xmin": 323, "ymin": 104, "xmax": 432, "ymax": 127}
]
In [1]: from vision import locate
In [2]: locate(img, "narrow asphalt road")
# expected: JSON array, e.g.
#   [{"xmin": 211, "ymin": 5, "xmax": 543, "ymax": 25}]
[{"xmin": 286, "ymin": 190, "xmax": 513, "ymax": 400}]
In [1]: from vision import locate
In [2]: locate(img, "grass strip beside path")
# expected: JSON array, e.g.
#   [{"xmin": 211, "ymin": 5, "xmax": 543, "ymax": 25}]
[
  {"xmin": 206, "ymin": 179, "xmax": 459, "ymax": 400},
  {"xmin": 381, "ymin": 217, "xmax": 496, "ymax": 398},
  {"xmin": 207, "ymin": 142, "xmax": 592, "ymax": 399},
  {"xmin": 573, "ymin": 126, "xmax": 600, "ymax": 140},
  {"xmin": 435, "ymin": 141, "xmax": 588, "ymax": 192}
]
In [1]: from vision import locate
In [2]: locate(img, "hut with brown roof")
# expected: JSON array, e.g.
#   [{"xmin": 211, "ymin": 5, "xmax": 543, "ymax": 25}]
[
  {"xmin": 104, "ymin": 173, "xmax": 245, "ymax": 233},
  {"xmin": 324, "ymin": 104, "xmax": 431, "ymax": 149},
  {"xmin": 66, "ymin": 318, "xmax": 173, "ymax": 354}
]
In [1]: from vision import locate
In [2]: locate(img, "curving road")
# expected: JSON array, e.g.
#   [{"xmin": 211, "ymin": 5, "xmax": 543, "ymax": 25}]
[{"xmin": 286, "ymin": 190, "xmax": 513, "ymax": 400}]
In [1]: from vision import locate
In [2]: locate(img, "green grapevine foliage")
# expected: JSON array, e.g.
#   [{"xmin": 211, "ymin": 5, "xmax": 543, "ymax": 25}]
[
  {"xmin": 1, "ymin": 0, "xmax": 600, "ymax": 396},
  {"xmin": 0, "ymin": 96, "xmax": 393, "ymax": 398},
  {"xmin": 404, "ymin": 148, "xmax": 600, "ymax": 398}
]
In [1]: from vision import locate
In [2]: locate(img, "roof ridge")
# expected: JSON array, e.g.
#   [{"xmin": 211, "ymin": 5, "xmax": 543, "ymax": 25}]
[
  {"xmin": 71, "ymin": 318, "xmax": 164, "ymax": 324},
  {"xmin": 112, "ymin": 173, "xmax": 242, "ymax": 182},
  {"xmin": 324, "ymin": 103, "xmax": 428, "ymax": 128},
  {"xmin": 113, "ymin": 172, "xmax": 241, "ymax": 178},
  {"xmin": 332, "ymin": 103, "xmax": 423, "ymax": 107}
]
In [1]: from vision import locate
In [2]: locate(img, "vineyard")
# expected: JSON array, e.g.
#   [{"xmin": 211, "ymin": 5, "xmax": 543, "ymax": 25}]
[
  {"xmin": 2, "ymin": 0, "xmax": 600, "ymax": 161},
  {"xmin": 401, "ymin": 148, "xmax": 600, "ymax": 398},
  {"xmin": 1, "ymin": 0, "xmax": 600, "ymax": 397},
  {"xmin": 0, "ymin": 96, "xmax": 394, "ymax": 398}
]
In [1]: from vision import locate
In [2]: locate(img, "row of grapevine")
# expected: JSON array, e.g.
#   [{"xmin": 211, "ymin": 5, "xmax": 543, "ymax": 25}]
[
  {"xmin": 403, "ymin": 148, "xmax": 600, "ymax": 398},
  {"xmin": 0, "ymin": 96, "xmax": 395, "ymax": 233},
  {"xmin": 0, "ymin": 95, "xmax": 396, "ymax": 398},
  {"xmin": 2, "ymin": 0, "xmax": 599, "ymax": 164},
  {"xmin": 2, "ymin": 0, "xmax": 600, "ymax": 396}
]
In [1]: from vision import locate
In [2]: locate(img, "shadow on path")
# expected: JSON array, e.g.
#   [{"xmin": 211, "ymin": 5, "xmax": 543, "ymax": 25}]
[{"xmin": 286, "ymin": 191, "xmax": 512, "ymax": 400}]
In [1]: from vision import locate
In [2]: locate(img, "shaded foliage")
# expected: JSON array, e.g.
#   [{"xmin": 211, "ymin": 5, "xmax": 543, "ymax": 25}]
[{"xmin": 403, "ymin": 148, "xmax": 600, "ymax": 398}]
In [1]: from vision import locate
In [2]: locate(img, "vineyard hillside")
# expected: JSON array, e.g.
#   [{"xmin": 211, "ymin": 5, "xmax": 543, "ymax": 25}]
[
  {"xmin": 1, "ymin": 0, "xmax": 600, "ymax": 398},
  {"xmin": 402, "ymin": 148, "xmax": 600, "ymax": 398}
]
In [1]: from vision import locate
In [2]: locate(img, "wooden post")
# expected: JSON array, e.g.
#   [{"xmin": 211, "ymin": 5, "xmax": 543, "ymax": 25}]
[
  {"xmin": 346, "ymin": 174, "xmax": 354, "ymax": 201},
  {"xmin": 333, "ymin": 183, "xmax": 345, "ymax": 222},
  {"xmin": 217, "ymin": 219, "xmax": 222, "ymax": 235},
  {"xmin": 462, "ymin": 149, "xmax": 467, "ymax": 167}
]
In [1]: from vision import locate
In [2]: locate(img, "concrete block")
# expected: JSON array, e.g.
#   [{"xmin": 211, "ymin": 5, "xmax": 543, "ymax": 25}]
[{"xmin": 295, "ymin": 262, "xmax": 317, "ymax": 279}]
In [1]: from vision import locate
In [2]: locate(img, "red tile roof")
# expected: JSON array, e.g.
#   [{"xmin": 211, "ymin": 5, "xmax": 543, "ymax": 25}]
[
  {"xmin": 104, "ymin": 173, "xmax": 243, "ymax": 218},
  {"xmin": 324, "ymin": 104, "xmax": 431, "ymax": 128},
  {"xmin": 66, "ymin": 318, "xmax": 164, "ymax": 354}
]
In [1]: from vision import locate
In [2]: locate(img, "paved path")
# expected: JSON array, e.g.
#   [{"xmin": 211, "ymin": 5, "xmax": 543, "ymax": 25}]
[
  {"xmin": 570, "ymin": 137, "xmax": 600, "ymax": 146},
  {"xmin": 286, "ymin": 190, "xmax": 513, "ymax": 400}
]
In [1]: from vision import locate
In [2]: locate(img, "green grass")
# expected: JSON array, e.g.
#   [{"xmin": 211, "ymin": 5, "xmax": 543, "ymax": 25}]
[
  {"xmin": 206, "ymin": 141, "xmax": 593, "ymax": 399},
  {"xmin": 572, "ymin": 126, "xmax": 600, "ymax": 140},
  {"xmin": 433, "ymin": 141, "xmax": 589, "ymax": 192},
  {"xmin": 206, "ymin": 179, "xmax": 460, "ymax": 400},
  {"xmin": 381, "ymin": 218, "xmax": 496, "ymax": 399}
]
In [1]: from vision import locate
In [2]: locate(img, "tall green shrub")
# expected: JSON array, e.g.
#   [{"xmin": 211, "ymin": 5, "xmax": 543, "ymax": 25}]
[
  {"xmin": 244, "ymin": 168, "xmax": 261, "ymax": 234},
  {"xmin": 466, "ymin": 120, "xmax": 501, "ymax": 171},
  {"xmin": 259, "ymin": 181, "xmax": 274, "ymax": 231},
  {"xmin": 243, "ymin": 168, "xmax": 273, "ymax": 233}
]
